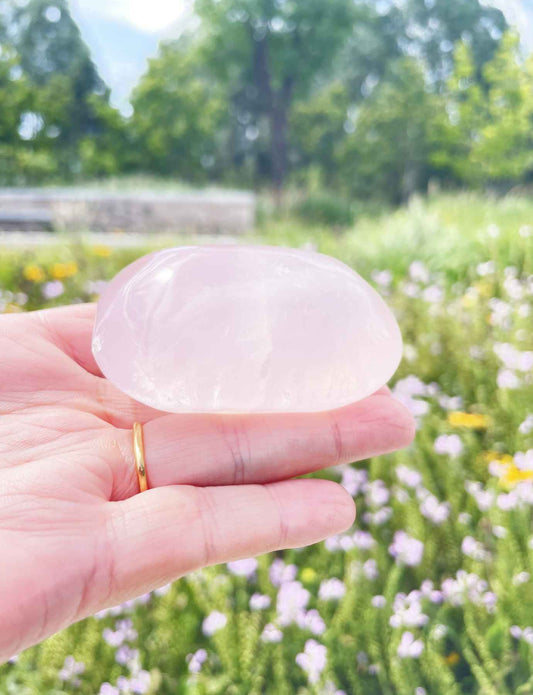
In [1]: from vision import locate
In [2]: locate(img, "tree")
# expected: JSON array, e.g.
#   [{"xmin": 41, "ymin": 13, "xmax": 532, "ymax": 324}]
[
  {"xmin": 402, "ymin": 0, "xmax": 507, "ymax": 82},
  {"xmin": 290, "ymin": 82, "xmax": 350, "ymax": 189},
  {"xmin": 5, "ymin": 0, "xmax": 125, "ymax": 180},
  {"xmin": 433, "ymin": 32, "xmax": 533, "ymax": 186},
  {"xmin": 131, "ymin": 40, "xmax": 228, "ymax": 181},
  {"xmin": 335, "ymin": 58, "xmax": 441, "ymax": 204},
  {"xmin": 195, "ymin": 0, "xmax": 356, "ymax": 190}
]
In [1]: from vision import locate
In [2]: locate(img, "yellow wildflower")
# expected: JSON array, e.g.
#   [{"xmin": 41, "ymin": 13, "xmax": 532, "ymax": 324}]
[
  {"xmin": 481, "ymin": 451, "xmax": 513, "ymax": 466},
  {"xmin": 64, "ymin": 261, "xmax": 78, "ymax": 277},
  {"xmin": 500, "ymin": 464, "xmax": 533, "ymax": 490},
  {"xmin": 301, "ymin": 568, "xmax": 317, "ymax": 584},
  {"xmin": 474, "ymin": 280, "xmax": 494, "ymax": 298},
  {"xmin": 448, "ymin": 412, "xmax": 491, "ymax": 429},
  {"xmin": 4, "ymin": 303, "xmax": 22, "ymax": 313},
  {"xmin": 92, "ymin": 245, "xmax": 112, "ymax": 258},
  {"xmin": 481, "ymin": 452, "xmax": 533, "ymax": 489},
  {"xmin": 51, "ymin": 262, "xmax": 78, "ymax": 279},
  {"xmin": 461, "ymin": 288, "xmax": 478, "ymax": 308},
  {"xmin": 444, "ymin": 652, "xmax": 460, "ymax": 667},
  {"xmin": 23, "ymin": 264, "xmax": 45, "ymax": 283}
]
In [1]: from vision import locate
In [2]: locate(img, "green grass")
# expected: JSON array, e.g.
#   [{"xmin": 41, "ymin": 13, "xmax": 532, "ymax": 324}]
[{"xmin": 1, "ymin": 192, "xmax": 533, "ymax": 694}]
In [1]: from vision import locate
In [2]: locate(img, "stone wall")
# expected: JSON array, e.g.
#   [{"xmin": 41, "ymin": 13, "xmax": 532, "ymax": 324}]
[{"xmin": 0, "ymin": 189, "xmax": 256, "ymax": 234}]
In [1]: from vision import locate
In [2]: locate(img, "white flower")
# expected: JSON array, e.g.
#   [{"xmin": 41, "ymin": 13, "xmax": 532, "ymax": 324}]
[
  {"xmin": 261, "ymin": 623, "xmax": 283, "ymax": 643},
  {"xmin": 432, "ymin": 624, "xmax": 448, "ymax": 640},
  {"xmin": 390, "ymin": 593, "xmax": 428, "ymax": 629},
  {"xmin": 420, "ymin": 494, "xmax": 450, "ymax": 525},
  {"xmin": 187, "ymin": 649, "xmax": 207, "ymax": 674},
  {"xmin": 276, "ymin": 581, "xmax": 309, "ymax": 626},
  {"xmin": 523, "ymin": 628, "xmax": 533, "ymax": 645},
  {"xmin": 513, "ymin": 572, "xmax": 530, "ymax": 586},
  {"xmin": 250, "ymin": 593, "xmax": 271, "ymax": 610},
  {"xmin": 422, "ymin": 285, "xmax": 443, "ymax": 303},
  {"xmin": 363, "ymin": 559, "xmax": 379, "ymax": 580},
  {"xmin": 295, "ymin": 640, "xmax": 327, "ymax": 684},
  {"xmin": 365, "ymin": 480, "xmax": 390, "ymax": 507},
  {"xmin": 465, "ymin": 481, "xmax": 495, "ymax": 511},
  {"xmin": 340, "ymin": 466, "xmax": 368, "ymax": 496},
  {"xmin": 515, "ymin": 450, "xmax": 533, "ymax": 471},
  {"xmin": 227, "ymin": 557, "xmax": 258, "ymax": 578},
  {"xmin": 434, "ymin": 434, "xmax": 463, "ymax": 458},
  {"xmin": 497, "ymin": 369, "xmax": 520, "ymax": 390},
  {"xmin": 461, "ymin": 536, "xmax": 489, "ymax": 561},
  {"xmin": 352, "ymin": 530, "xmax": 375, "ymax": 550},
  {"xmin": 364, "ymin": 507, "xmax": 393, "ymax": 526},
  {"xmin": 297, "ymin": 609, "xmax": 326, "ymax": 635},
  {"xmin": 389, "ymin": 531, "xmax": 424, "ymax": 567},
  {"xmin": 519, "ymin": 415, "xmax": 533, "ymax": 435},
  {"xmin": 441, "ymin": 571, "xmax": 489, "ymax": 606},
  {"xmin": 371, "ymin": 269, "xmax": 393, "ymax": 287},
  {"xmin": 397, "ymin": 632, "xmax": 424, "ymax": 658},
  {"xmin": 202, "ymin": 611, "xmax": 227, "ymax": 636},
  {"xmin": 493, "ymin": 525, "xmax": 507, "ymax": 539},
  {"xmin": 269, "ymin": 559, "xmax": 297, "ymax": 586},
  {"xmin": 319, "ymin": 578, "xmax": 346, "ymax": 601},
  {"xmin": 372, "ymin": 595, "xmax": 386, "ymax": 608},
  {"xmin": 477, "ymin": 261, "xmax": 495, "ymax": 276},
  {"xmin": 396, "ymin": 465, "xmax": 422, "ymax": 489},
  {"xmin": 409, "ymin": 261, "xmax": 430, "ymax": 284},
  {"xmin": 438, "ymin": 395, "xmax": 464, "ymax": 411}
]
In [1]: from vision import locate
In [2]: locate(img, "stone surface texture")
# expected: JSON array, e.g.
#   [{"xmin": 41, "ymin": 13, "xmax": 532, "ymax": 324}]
[
  {"xmin": 92, "ymin": 245, "xmax": 402, "ymax": 413},
  {"xmin": 0, "ymin": 188, "xmax": 255, "ymax": 234}
]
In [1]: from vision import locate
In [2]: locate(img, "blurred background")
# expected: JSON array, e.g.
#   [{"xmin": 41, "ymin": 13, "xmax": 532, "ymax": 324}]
[
  {"xmin": 2, "ymin": 1, "xmax": 533, "ymax": 694},
  {"xmin": 0, "ymin": 0, "xmax": 530, "ymax": 206}
]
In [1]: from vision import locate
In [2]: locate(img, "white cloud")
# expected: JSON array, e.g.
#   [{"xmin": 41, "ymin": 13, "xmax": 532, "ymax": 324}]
[{"xmin": 73, "ymin": 0, "xmax": 188, "ymax": 34}]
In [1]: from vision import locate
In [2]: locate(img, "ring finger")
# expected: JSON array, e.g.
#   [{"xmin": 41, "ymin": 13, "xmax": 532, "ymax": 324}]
[{"xmin": 108, "ymin": 389, "xmax": 415, "ymax": 500}]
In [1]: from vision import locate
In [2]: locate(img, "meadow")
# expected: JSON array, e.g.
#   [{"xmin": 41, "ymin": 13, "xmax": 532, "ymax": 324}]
[{"xmin": 0, "ymin": 192, "xmax": 532, "ymax": 694}]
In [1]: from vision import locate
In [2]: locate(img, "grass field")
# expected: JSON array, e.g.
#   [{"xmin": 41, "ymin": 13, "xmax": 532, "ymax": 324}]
[{"xmin": 1, "ymin": 192, "xmax": 533, "ymax": 694}]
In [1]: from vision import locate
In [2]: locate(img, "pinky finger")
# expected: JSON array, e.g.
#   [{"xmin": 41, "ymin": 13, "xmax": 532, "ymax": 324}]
[{"xmin": 103, "ymin": 479, "xmax": 355, "ymax": 604}]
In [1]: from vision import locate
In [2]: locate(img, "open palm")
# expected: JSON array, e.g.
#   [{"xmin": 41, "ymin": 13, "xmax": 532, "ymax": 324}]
[{"xmin": 0, "ymin": 303, "xmax": 415, "ymax": 663}]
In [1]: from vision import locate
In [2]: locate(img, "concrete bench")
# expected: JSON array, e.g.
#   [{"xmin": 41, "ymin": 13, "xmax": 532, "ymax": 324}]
[{"xmin": 0, "ymin": 209, "xmax": 54, "ymax": 232}]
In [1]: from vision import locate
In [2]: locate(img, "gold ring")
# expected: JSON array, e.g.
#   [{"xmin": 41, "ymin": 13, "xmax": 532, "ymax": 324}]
[{"xmin": 132, "ymin": 422, "xmax": 149, "ymax": 493}]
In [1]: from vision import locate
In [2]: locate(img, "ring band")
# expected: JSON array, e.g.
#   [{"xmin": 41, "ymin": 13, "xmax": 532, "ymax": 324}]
[{"xmin": 132, "ymin": 422, "xmax": 149, "ymax": 493}]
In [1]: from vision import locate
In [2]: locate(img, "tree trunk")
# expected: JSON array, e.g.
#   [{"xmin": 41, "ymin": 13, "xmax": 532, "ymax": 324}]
[
  {"xmin": 251, "ymin": 28, "xmax": 293, "ymax": 196},
  {"xmin": 270, "ymin": 101, "xmax": 288, "ymax": 194}
]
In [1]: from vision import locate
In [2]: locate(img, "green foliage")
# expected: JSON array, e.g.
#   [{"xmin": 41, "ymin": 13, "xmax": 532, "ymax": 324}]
[
  {"xmin": 335, "ymin": 59, "xmax": 441, "ymax": 204},
  {"xmin": 403, "ymin": 0, "xmax": 506, "ymax": 80},
  {"xmin": 1, "ymin": 193, "xmax": 533, "ymax": 693},
  {"xmin": 0, "ymin": 0, "xmax": 127, "ymax": 183},
  {"xmin": 293, "ymin": 191, "xmax": 355, "ymax": 229},
  {"xmin": 433, "ymin": 33, "xmax": 533, "ymax": 187},
  {"xmin": 130, "ymin": 40, "xmax": 228, "ymax": 181},
  {"xmin": 195, "ymin": 0, "xmax": 358, "ymax": 187},
  {"xmin": 0, "ymin": 0, "xmax": 523, "ymax": 195}
]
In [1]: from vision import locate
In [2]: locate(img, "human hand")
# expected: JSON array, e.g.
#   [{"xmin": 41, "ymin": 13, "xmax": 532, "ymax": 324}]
[{"xmin": 0, "ymin": 304, "xmax": 415, "ymax": 663}]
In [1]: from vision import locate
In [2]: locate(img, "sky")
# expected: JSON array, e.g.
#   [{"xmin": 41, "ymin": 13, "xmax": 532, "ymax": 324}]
[{"xmin": 71, "ymin": 0, "xmax": 189, "ymax": 34}]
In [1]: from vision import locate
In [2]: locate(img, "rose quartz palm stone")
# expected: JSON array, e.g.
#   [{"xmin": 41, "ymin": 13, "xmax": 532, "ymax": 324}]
[{"xmin": 92, "ymin": 245, "xmax": 402, "ymax": 413}]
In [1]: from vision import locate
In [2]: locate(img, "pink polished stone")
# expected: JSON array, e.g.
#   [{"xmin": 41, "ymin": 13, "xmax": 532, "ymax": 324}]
[{"xmin": 92, "ymin": 246, "xmax": 402, "ymax": 413}]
